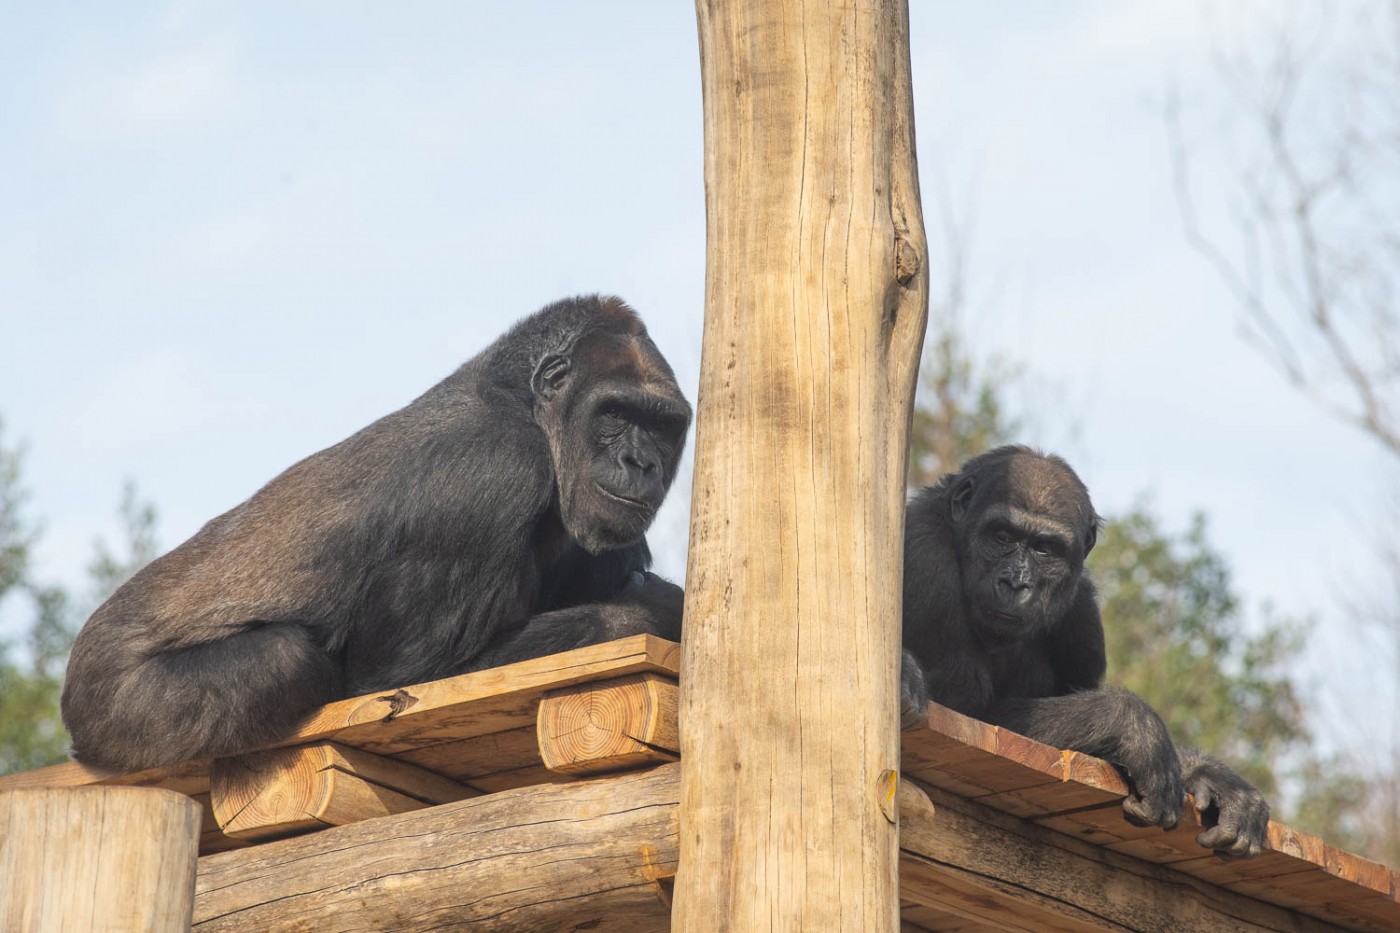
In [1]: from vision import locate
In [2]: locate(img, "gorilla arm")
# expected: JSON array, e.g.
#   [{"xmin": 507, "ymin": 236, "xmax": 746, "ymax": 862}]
[{"xmin": 464, "ymin": 570, "xmax": 683, "ymax": 673}]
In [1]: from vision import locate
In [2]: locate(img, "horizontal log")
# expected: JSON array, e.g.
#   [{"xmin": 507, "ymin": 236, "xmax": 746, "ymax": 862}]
[
  {"xmin": 192, "ymin": 757, "xmax": 1363, "ymax": 933},
  {"xmin": 194, "ymin": 764, "xmax": 683, "ymax": 932},
  {"xmin": 899, "ymin": 779, "xmax": 1343, "ymax": 933},
  {"xmin": 210, "ymin": 742, "xmax": 476, "ymax": 841}
]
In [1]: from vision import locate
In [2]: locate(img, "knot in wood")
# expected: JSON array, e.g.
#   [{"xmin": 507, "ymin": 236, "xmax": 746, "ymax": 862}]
[{"xmin": 894, "ymin": 236, "xmax": 921, "ymax": 285}]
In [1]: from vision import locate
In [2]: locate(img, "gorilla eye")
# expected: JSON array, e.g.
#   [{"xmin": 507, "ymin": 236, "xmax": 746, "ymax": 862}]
[
  {"xmin": 597, "ymin": 410, "xmax": 628, "ymax": 435},
  {"xmin": 993, "ymin": 529, "xmax": 1014, "ymax": 545}
]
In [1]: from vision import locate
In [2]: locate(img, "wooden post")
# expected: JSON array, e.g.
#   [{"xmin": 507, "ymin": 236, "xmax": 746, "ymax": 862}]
[
  {"xmin": 0, "ymin": 786, "xmax": 201, "ymax": 932},
  {"xmin": 676, "ymin": 0, "xmax": 928, "ymax": 929}
]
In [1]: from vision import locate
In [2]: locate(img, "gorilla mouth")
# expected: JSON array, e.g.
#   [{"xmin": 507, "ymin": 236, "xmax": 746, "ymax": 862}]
[
  {"xmin": 595, "ymin": 483, "xmax": 657, "ymax": 515},
  {"xmin": 986, "ymin": 610, "xmax": 1035, "ymax": 634}
]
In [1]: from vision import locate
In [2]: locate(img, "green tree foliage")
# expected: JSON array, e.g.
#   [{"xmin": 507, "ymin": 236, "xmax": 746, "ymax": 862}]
[{"xmin": 0, "ymin": 420, "xmax": 157, "ymax": 774}]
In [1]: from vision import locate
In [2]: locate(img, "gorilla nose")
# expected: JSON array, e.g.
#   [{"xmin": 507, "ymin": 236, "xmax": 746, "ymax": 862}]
[
  {"xmin": 996, "ymin": 577, "xmax": 1033, "ymax": 601},
  {"xmin": 622, "ymin": 451, "xmax": 659, "ymax": 476}
]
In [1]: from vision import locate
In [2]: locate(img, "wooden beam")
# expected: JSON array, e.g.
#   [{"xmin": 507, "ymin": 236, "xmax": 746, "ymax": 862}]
[
  {"xmin": 1, "ymin": 787, "xmax": 201, "ymax": 932},
  {"xmin": 209, "ymin": 742, "xmax": 476, "ymax": 841},
  {"xmin": 903, "ymin": 703, "xmax": 1400, "ymax": 932},
  {"xmin": 537, "ymin": 673, "xmax": 680, "ymax": 775},
  {"xmin": 279, "ymin": 632, "xmax": 679, "ymax": 755},
  {"xmin": 0, "ymin": 634, "xmax": 678, "ymax": 800},
  {"xmin": 897, "ymin": 780, "xmax": 1345, "ymax": 933},
  {"xmin": 191, "ymin": 758, "xmax": 1353, "ymax": 933},
  {"xmin": 193, "ymin": 763, "xmax": 684, "ymax": 932},
  {"xmin": 677, "ymin": 0, "xmax": 929, "ymax": 928}
]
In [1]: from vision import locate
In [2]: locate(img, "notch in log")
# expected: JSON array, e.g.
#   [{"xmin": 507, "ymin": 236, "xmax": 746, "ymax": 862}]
[
  {"xmin": 537, "ymin": 673, "xmax": 680, "ymax": 776},
  {"xmin": 210, "ymin": 741, "xmax": 475, "ymax": 841}
]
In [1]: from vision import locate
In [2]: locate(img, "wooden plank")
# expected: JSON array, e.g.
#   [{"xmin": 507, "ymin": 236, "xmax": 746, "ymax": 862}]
[
  {"xmin": 899, "ymin": 779, "xmax": 1345, "ymax": 933},
  {"xmin": 1, "ymin": 787, "xmax": 201, "ymax": 932},
  {"xmin": 278, "ymin": 633, "xmax": 680, "ymax": 755},
  {"xmin": 0, "ymin": 757, "xmax": 210, "ymax": 796},
  {"xmin": 908, "ymin": 702, "xmax": 1400, "ymax": 929},
  {"xmin": 0, "ymin": 635, "xmax": 676, "ymax": 797},
  {"xmin": 903, "ymin": 706, "xmax": 1130, "ymax": 817},
  {"xmin": 209, "ymin": 742, "xmax": 476, "ymax": 841},
  {"xmin": 392, "ymin": 723, "xmax": 543, "ymax": 783},
  {"xmin": 900, "ymin": 901, "xmax": 1008, "ymax": 933},
  {"xmin": 193, "ymin": 764, "xmax": 684, "ymax": 932},
  {"xmin": 537, "ymin": 673, "xmax": 680, "ymax": 775}
]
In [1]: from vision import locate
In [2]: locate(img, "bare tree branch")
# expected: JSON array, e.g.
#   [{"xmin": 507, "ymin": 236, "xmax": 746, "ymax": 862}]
[{"xmin": 1166, "ymin": 2, "xmax": 1400, "ymax": 459}]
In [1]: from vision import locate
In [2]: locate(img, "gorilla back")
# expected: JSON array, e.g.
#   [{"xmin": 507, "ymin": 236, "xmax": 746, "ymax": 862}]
[{"xmin": 62, "ymin": 295, "xmax": 692, "ymax": 772}]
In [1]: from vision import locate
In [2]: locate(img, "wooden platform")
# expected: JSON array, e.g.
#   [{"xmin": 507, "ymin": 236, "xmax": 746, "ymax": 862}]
[{"xmin": 3, "ymin": 635, "xmax": 1396, "ymax": 932}]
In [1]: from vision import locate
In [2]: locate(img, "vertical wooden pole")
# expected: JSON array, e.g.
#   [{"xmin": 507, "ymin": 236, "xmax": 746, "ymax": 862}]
[
  {"xmin": 675, "ymin": 0, "xmax": 927, "ymax": 929},
  {"xmin": 0, "ymin": 787, "xmax": 201, "ymax": 932}
]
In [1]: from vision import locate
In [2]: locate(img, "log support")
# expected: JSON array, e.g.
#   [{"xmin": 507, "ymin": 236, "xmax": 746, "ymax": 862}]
[
  {"xmin": 0, "ymin": 786, "xmax": 201, "ymax": 932},
  {"xmin": 188, "ymin": 759, "xmax": 1356, "ymax": 933},
  {"xmin": 209, "ymin": 742, "xmax": 475, "ymax": 841},
  {"xmin": 677, "ymin": 0, "xmax": 929, "ymax": 928}
]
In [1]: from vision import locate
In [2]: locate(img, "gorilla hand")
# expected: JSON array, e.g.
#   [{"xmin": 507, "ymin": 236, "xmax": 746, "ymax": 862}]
[{"xmin": 1181, "ymin": 748, "xmax": 1270, "ymax": 858}]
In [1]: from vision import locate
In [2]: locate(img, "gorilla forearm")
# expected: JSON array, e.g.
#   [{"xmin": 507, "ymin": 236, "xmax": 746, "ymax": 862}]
[
  {"xmin": 988, "ymin": 687, "xmax": 1184, "ymax": 830},
  {"xmin": 465, "ymin": 572, "xmax": 683, "ymax": 673}
]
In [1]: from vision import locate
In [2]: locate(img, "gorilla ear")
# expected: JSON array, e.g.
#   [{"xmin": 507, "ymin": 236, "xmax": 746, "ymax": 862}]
[
  {"xmin": 950, "ymin": 476, "xmax": 975, "ymax": 523},
  {"xmin": 532, "ymin": 355, "xmax": 571, "ymax": 401},
  {"xmin": 1084, "ymin": 517, "xmax": 1101, "ymax": 555}
]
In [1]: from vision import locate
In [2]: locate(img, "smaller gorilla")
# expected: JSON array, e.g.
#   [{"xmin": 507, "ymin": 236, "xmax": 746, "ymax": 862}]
[
  {"xmin": 900, "ymin": 446, "xmax": 1270, "ymax": 858},
  {"xmin": 62, "ymin": 295, "xmax": 690, "ymax": 773}
]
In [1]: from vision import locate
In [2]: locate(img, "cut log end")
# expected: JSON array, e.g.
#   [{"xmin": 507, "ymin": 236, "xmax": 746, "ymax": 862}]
[{"xmin": 537, "ymin": 673, "xmax": 680, "ymax": 776}]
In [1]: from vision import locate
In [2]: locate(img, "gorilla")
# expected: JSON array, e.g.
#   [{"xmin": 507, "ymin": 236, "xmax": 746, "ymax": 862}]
[
  {"xmin": 62, "ymin": 295, "xmax": 692, "ymax": 773},
  {"xmin": 900, "ymin": 446, "xmax": 1270, "ymax": 858}
]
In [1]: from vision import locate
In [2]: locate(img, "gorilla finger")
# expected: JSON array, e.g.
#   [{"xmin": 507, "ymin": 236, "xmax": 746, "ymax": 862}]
[
  {"xmin": 1197, "ymin": 818, "xmax": 1244, "ymax": 853},
  {"xmin": 1121, "ymin": 795, "xmax": 1156, "ymax": 827},
  {"xmin": 901, "ymin": 703, "xmax": 930, "ymax": 731},
  {"xmin": 1123, "ymin": 794, "xmax": 1179, "ymax": 830},
  {"xmin": 1189, "ymin": 785, "xmax": 1215, "ymax": 812},
  {"xmin": 1224, "ymin": 834, "xmax": 1255, "ymax": 858}
]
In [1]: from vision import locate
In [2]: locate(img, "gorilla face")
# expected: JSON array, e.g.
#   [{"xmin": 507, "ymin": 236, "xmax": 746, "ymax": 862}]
[
  {"xmin": 535, "ymin": 328, "xmax": 691, "ymax": 554},
  {"xmin": 950, "ymin": 451, "xmax": 1097, "ymax": 643}
]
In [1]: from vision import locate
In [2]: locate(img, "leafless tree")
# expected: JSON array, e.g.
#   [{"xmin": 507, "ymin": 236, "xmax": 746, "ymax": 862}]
[
  {"xmin": 1166, "ymin": 1, "xmax": 1400, "ymax": 864},
  {"xmin": 1167, "ymin": 1, "xmax": 1400, "ymax": 457}
]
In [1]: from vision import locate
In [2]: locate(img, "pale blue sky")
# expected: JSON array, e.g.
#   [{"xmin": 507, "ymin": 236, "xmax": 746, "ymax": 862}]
[{"xmin": 2, "ymin": 2, "xmax": 1391, "ymax": 749}]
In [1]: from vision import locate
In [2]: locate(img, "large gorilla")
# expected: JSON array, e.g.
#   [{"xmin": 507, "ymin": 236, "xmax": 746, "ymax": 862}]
[
  {"xmin": 900, "ymin": 446, "xmax": 1271, "ymax": 858},
  {"xmin": 62, "ymin": 295, "xmax": 691, "ymax": 772}
]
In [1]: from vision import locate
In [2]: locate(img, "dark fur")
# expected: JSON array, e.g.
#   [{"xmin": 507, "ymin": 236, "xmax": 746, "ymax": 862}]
[
  {"xmin": 900, "ymin": 446, "xmax": 1270, "ymax": 857},
  {"xmin": 62, "ymin": 295, "xmax": 691, "ymax": 772}
]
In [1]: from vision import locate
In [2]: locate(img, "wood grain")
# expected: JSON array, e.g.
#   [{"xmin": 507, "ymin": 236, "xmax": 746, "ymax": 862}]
[
  {"xmin": 194, "ymin": 764, "xmax": 684, "ymax": 932},
  {"xmin": 0, "ymin": 786, "xmax": 201, "ymax": 932},
  {"xmin": 210, "ymin": 742, "xmax": 475, "ymax": 841},
  {"xmin": 676, "ymin": 0, "xmax": 929, "ymax": 928},
  {"xmin": 537, "ymin": 673, "xmax": 680, "ymax": 775}
]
